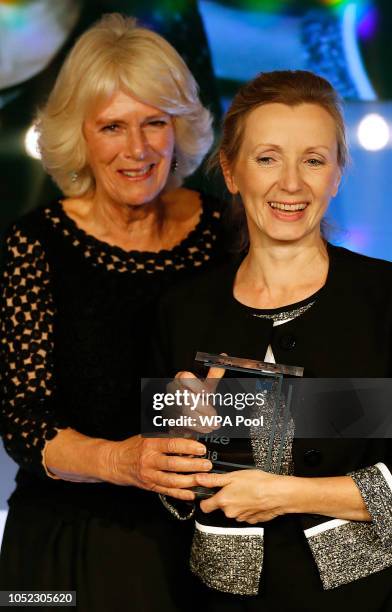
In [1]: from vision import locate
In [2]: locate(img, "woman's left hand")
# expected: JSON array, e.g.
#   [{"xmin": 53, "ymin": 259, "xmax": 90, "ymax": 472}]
[
  {"xmin": 195, "ymin": 470, "xmax": 372, "ymax": 523},
  {"xmin": 195, "ymin": 469, "xmax": 293, "ymax": 523}
]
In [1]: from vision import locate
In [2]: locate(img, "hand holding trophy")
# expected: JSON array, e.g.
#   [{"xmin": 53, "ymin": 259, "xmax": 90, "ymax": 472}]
[{"xmin": 167, "ymin": 360, "xmax": 227, "ymax": 436}]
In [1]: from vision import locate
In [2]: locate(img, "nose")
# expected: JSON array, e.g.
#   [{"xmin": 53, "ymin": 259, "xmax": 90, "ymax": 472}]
[
  {"xmin": 125, "ymin": 127, "xmax": 148, "ymax": 161},
  {"xmin": 278, "ymin": 161, "xmax": 303, "ymax": 192}
]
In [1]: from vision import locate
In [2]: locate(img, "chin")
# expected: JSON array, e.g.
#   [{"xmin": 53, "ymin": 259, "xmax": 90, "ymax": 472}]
[
  {"xmin": 118, "ymin": 190, "xmax": 160, "ymax": 207},
  {"xmin": 266, "ymin": 230, "xmax": 306, "ymax": 243}
]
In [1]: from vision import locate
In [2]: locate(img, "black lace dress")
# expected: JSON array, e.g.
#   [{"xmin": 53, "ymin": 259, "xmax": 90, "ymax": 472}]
[{"xmin": 0, "ymin": 195, "xmax": 225, "ymax": 612}]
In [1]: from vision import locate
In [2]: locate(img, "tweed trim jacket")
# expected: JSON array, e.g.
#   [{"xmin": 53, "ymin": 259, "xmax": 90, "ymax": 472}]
[{"xmin": 155, "ymin": 244, "xmax": 392, "ymax": 596}]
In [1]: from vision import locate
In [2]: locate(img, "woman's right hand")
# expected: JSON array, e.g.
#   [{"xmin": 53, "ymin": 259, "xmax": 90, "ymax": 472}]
[{"xmin": 100, "ymin": 435, "xmax": 211, "ymax": 500}]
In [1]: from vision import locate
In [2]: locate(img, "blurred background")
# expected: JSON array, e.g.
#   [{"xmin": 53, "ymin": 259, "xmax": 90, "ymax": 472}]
[{"xmin": 1, "ymin": 0, "xmax": 392, "ymax": 543}]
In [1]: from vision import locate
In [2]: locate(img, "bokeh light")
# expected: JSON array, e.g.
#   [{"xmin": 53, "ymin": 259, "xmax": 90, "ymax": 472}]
[
  {"xmin": 319, "ymin": 0, "xmax": 347, "ymax": 7},
  {"xmin": 357, "ymin": 6, "xmax": 378, "ymax": 40},
  {"xmin": 24, "ymin": 124, "xmax": 41, "ymax": 160},
  {"xmin": 357, "ymin": 113, "xmax": 390, "ymax": 150}
]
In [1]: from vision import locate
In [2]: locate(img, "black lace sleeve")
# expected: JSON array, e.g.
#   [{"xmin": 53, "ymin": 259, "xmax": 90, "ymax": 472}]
[{"xmin": 0, "ymin": 226, "xmax": 66, "ymax": 476}]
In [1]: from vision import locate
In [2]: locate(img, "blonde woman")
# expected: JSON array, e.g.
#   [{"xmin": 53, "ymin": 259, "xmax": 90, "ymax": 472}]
[{"xmin": 0, "ymin": 14, "xmax": 223, "ymax": 611}]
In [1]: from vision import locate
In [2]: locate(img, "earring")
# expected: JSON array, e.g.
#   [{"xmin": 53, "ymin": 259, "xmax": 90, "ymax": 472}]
[
  {"xmin": 171, "ymin": 157, "xmax": 178, "ymax": 173},
  {"xmin": 70, "ymin": 171, "xmax": 78, "ymax": 183}
]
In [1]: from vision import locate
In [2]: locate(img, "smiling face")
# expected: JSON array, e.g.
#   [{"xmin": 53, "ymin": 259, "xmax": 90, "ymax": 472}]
[
  {"xmin": 221, "ymin": 102, "xmax": 341, "ymax": 245},
  {"xmin": 83, "ymin": 90, "xmax": 175, "ymax": 208}
]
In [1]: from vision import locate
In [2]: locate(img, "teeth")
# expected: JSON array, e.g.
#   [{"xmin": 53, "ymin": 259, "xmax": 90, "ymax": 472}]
[
  {"xmin": 269, "ymin": 202, "xmax": 307, "ymax": 211},
  {"xmin": 122, "ymin": 165, "xmax": 152, "ymax": 177}
]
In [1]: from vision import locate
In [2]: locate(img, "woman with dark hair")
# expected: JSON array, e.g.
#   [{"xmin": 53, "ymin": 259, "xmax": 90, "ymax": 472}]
[
  {"xmin": 0, "ymin": 13, "xmax": 224, "ymax": 611},
  {"xmin": 156, "ymin": 70, "xmax": 392, "ymax": 611}
]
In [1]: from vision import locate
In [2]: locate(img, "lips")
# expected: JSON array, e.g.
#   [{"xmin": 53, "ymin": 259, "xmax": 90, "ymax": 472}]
[
  {"xmin": 118, "ymin": 164, "xmax": 155, "ymax": 179},
  {"xmin": 268, "ymin": 201, "xmax": 309, "ymax": 211}
]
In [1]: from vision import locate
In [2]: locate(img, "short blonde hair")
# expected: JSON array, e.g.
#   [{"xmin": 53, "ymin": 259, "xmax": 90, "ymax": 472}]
[{"xmin": 37, "ymin": 13, "xmax": 213, "ymax": 196}]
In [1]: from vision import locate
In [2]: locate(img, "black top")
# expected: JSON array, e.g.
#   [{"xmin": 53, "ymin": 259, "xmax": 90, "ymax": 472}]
[
  {"xmin": 0, "ymin": 193, "xmax": 226, "ymax": 518},
  {"xmin": 155, "ymin": 244, "xmax": 392, "ymax": 378}
]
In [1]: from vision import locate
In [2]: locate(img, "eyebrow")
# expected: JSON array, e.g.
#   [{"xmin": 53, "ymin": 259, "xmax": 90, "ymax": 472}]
[
  {"xmin": 95, "ymin": 113, "xmax": 168, "ymax": 125},
  {"xmin": 251, "ymin": 143, "xmax": 332, "ymax": 154}
]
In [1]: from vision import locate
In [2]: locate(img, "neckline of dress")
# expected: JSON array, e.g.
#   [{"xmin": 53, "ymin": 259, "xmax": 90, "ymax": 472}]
[
  {"xmin": 51, "ymin": 192, "xmax": 211, "ymax": 258},
  {"xmin": 237, "ymin": 287, "xmax": 323, "ymax": 316}
]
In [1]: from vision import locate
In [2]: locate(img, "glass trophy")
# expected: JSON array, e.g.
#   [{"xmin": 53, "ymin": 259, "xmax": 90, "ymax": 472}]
[{"xmin": 191, "ymin": 352, "xmax": 304, "ymax": 499}]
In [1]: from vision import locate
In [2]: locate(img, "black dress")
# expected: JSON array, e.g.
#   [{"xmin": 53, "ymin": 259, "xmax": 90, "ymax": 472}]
[{"xmin": 0, "ymin": 195, "xmax": 226, "ymax": 612}]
